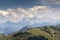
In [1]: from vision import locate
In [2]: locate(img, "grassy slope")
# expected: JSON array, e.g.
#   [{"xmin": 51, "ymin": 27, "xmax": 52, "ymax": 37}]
[
  {"xmin": 26, "ymin": 28, "xmax": 58, "ymax": 40},
  {"xmin": 2, "ymin": 26, "xmax": 60, "ymax": 40}
]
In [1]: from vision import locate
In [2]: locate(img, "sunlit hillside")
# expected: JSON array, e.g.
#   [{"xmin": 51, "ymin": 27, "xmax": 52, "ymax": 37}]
[{"xmin": 0, "ymin": 25, "xmax": 60, "ymax": 40}]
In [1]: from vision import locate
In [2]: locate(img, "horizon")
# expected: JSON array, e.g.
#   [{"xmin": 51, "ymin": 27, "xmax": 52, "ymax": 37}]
[{"xmin": 0, "ymin": 0, "xmax": 60, "ymax": 34}]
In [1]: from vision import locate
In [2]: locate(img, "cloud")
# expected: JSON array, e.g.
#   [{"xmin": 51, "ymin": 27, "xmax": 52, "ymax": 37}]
[
  {"xmin": 41, "ymin": 0, "xmax": 60, "ymax": 7},
  {"xmin": 0, "ymin": 10, "xmax": 9, "ymax": 16},
  {"xmin": 0, "ymin": 6, "xmax": 60, "ymax": 25}
]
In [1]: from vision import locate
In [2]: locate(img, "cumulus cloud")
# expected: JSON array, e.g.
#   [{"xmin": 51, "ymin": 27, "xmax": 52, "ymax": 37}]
[
  {"xmin": 0, "ymin": 6, "xmax": 60, "ymax": 25},
  {"xmin": 0, "ymin": 10, "xmax": 9, "ymax": 16}
]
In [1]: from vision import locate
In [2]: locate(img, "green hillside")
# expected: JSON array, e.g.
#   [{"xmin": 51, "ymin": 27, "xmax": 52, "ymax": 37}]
[{"xmin": 1, "ymin": 26, "xmax": 60, "ymax": 40}]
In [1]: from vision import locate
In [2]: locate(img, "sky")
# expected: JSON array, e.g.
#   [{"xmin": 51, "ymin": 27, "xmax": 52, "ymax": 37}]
[{"xmin": 0, "ymin": 0, "xmax": 60, "ymax": 34}]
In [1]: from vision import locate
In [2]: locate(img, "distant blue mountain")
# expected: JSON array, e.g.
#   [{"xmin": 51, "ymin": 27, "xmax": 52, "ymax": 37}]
[{"xmin": 0, "ymin": 21, "xmax": 60, "ymax": 35}]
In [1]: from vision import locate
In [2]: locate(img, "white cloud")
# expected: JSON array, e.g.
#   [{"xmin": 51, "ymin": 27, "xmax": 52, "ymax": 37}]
[
  {"xmin": 0, "ymin": 6, "xmax": 60, "ymax": 25},
  {"xmin": 41, "ymin": 0, "xmax": 60, "ymax": 6},
  {"xmin": 0, "ymin": 10, "xmax": 9, "ymax": 16}
]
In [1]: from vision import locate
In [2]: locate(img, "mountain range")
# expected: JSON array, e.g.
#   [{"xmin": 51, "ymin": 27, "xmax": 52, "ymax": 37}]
[{"xmin": 0, "ymin": 25, "xmax": 60, "ymax": 40}]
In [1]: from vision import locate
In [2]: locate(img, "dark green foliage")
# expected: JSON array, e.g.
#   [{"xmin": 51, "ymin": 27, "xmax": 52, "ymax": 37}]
[{"xmin": 27, "ymin": 36, "xmax": 48, "ymax": 40}]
